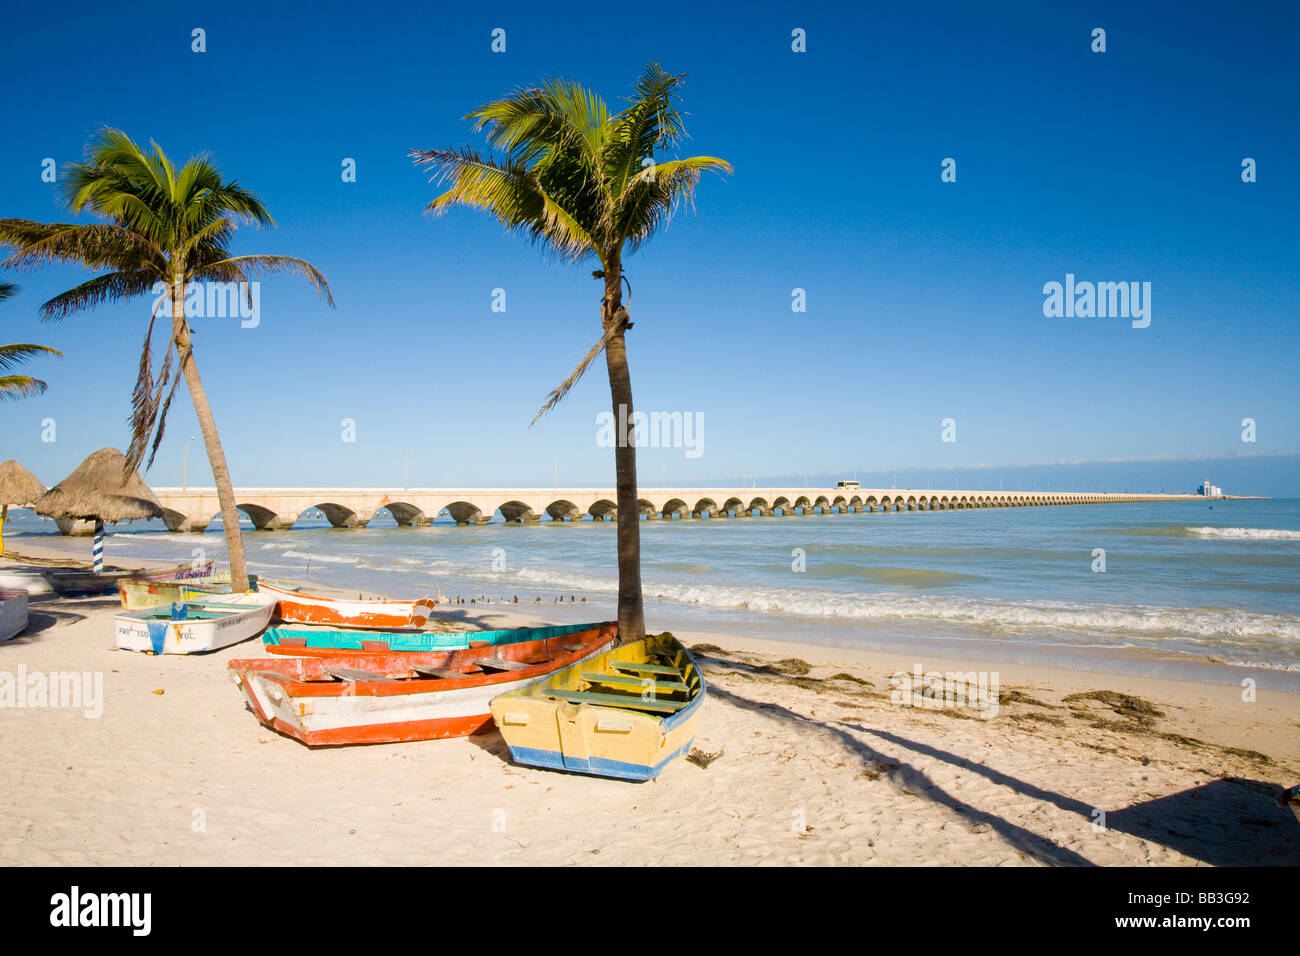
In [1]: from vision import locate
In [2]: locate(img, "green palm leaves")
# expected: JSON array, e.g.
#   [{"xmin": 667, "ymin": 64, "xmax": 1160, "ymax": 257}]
[
  {"xmin": 0, "ymin": 128, "xmax": 333, "ymax": 468},
  {"xmin": 0, "ymin": 283, "xmax": 62, "ymax": 400},
  {"xmin": 412, "ymin": 62, "xmax": 731, "ymax": 270}
]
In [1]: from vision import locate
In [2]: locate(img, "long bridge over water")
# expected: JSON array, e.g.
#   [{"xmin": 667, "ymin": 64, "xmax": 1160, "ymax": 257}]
[{"xmin": 141, "ymin": 486, "xmax": 1210, "ymax": 533}]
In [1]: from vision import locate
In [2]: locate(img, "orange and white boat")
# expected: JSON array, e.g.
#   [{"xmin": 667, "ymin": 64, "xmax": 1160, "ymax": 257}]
[
  {"xmin": 257, "ymin": 581, "xmax": 435, "ymax": 630},
  {"xmin": 228, "ymin": 621, "xmax": 617, "ymax": 746}
]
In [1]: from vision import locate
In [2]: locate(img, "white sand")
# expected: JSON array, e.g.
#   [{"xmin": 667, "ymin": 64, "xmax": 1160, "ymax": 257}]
[{"xmin": 2, "ymin": 545, "xmax": 1298, "ymax": 866}]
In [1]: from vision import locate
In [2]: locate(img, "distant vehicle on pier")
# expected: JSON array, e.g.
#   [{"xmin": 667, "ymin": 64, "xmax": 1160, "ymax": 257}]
[{"xmin": 836, "ymin": 480, "xmax": 860, "ymax": 490}]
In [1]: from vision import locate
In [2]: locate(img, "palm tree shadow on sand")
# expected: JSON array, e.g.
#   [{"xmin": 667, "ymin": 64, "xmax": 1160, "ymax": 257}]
[
  {"xmin": 707, "ymin": 684, "xmax": 1094, "ymax": 866},
  {"xmin": 1101, "ymin": 777, "xmax": 1300, "ymax": 866},
  {"xmin": 709, "ymin": 684, "xmax": 1300, "ymax": 866}
]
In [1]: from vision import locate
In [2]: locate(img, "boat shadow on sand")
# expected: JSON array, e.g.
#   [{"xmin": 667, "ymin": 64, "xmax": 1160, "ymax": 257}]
[
  {"xmin": 703, "ymin": 683, "xmax": 1300, "ymax": 867},
  {"xmin": 2, "ymin": 595, "xmax": 121, "ymax": 645}
]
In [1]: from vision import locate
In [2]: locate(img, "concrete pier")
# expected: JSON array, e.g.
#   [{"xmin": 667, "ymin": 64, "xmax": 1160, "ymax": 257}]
[{"xmin": 136, "ymin": 486, "xmax": 1212, "ymax": 533}]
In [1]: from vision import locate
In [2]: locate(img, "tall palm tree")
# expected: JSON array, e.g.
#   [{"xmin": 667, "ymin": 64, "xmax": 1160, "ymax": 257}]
[
  {"xmin": 0, "ymin": 129, "xmax": 334, "ymax": 591},
  {"xmin": 0, "ymin": 282, "xmax": 63, "ymax": 400},
  {"xmin": 412, "ymin": 64, "xmax": 730, "ymax": 643}
]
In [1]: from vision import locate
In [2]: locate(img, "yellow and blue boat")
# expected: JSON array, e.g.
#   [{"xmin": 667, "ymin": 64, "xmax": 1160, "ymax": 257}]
[{"xmin": 489, "ymin": 632, "xmax": 705, "ymax": 781}]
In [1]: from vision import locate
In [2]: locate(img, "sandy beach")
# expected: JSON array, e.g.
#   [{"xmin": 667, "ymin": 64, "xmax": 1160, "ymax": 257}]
[{"xmin": 3, "ymin": 542, "xmax": 1298, "ymax": 867}]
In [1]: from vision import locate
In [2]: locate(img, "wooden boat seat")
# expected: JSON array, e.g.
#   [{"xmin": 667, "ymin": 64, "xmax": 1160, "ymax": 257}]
[
  {"xmin": 582, "ymin": 672, "xmax": 688, "ymax": 694},
  {"xmin": 325, "ymin": 667, "xmax": 401, "ymax": 683},
  {"xmin": 410, "ymin": 665, "xmax": 467, "ymax": 680},
  {"xmin": 543, "ymin": 689, "xmax": 689, "ymax": 714},
  {"xmin": 612, "ymin": 661, "xmax": 686, "ymax": 678},
  {"xmin": 409, "ymin": 665, "xmax": 465, "ymax": 679},
  {"xmin": 475, "ymin": 657, "xmax": 529, "ymax": 671}
]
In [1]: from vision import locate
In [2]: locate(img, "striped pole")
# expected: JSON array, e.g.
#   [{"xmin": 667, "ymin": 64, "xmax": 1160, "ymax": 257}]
[{"xmin": 92, "ymin": 519, "xmax": 105, "ymax": 572}]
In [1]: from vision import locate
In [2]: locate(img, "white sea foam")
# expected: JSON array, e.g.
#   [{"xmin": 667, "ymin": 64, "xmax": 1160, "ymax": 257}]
[
  {"xmin": 279, "ymin": 550, "xmax": 361, "ymax": 564},
  {"xmin": 421, "ymin": 561, "xmax": 1300, "ymax": 645},
  {"xmin": 1186, "ymin": 526, "xmax": 1300, "ymax": 540}
]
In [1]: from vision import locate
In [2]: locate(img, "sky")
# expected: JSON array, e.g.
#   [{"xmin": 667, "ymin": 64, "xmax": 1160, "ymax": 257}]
[{"xmin": 1, "ymin": 0, "xmax": 1297, "ymax": 496}]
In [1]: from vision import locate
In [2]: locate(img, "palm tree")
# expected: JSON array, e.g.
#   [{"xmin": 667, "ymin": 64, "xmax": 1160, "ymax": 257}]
[
  {"xmin": 0, "ymin": 282, "xmax": 63, "ymax": 400},
  {"xmin": 412, "ymin": 64, "xmax": 730, "ymax": 643},
  {"xmin": 0, "ymin": 129, "xmax": 334, "ymax": 591}
]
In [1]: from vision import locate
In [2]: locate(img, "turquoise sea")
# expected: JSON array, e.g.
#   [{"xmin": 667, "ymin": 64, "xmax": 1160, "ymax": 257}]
[{"xmin": 8, "ymin": 498, "xmax": 1300, "ymax": 687}]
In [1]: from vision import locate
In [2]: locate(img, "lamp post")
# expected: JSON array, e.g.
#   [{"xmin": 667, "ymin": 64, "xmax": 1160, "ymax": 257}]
[{"xmin": 404, "ymin": 448, "xmax": 414, "ymax": 491}]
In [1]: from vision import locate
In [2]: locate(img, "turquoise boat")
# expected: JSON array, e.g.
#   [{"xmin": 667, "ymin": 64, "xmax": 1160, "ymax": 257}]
[{"xmin": 262, "ymin": 620, "xmax": 615, "ymax": 656}]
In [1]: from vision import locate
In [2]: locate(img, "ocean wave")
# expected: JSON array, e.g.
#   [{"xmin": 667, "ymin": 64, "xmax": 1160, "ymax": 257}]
[
  {"xmin": 646, "ymin": 585, "xmax": 1300, "ymax": 644},
  {"xmin": 278, "ymin": 550, "xmax": 361, "ymax": 564},
  {"xmin": 1186, "ymin": 527, "xmax": 1300, "ymax": 540},
  {"xmin": 411, "ymin": 560, "xmax": 1300, "ymax": 644}
]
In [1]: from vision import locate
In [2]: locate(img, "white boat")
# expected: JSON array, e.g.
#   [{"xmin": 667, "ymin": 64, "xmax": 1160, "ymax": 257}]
[
  {"xmin": 0, "ymin": 570, "xmax": 54, "ymax": 595},
  {"xmin": 228, "ymin": 623, "xmax": 617, "ymax": 747},
  {"xmin": 0, "ymin": 588, "xmax": 28, "ymax": 642},
  {"xmin": 255, "ymin": 581, "xmax": 434, "ymax": 629},
  {"xmin": 114, "ymin": 592, "xmax": 277, "ymax": 655}
]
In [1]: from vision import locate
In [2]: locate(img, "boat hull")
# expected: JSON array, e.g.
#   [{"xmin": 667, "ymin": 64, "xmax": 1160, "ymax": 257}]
[
  {"xmin": 262, "ymin": 620, "xmax": 616, "ymax": 655},
  {"xmin": 45, "ymin": 562, "xmax": 209, "ymax": 597},
  {"xmin": 229, "ymin": 623, "xmax": 617, "ymax": 747},
  {"xmin": 0, "ymin": 588, "xmax": 28, "ymax": 642},
  {"xmin": 114, "ymin": 593, "xmax": 277, "ymax": 654},
  {"xmin": 490, "ymin": 634, "xmax": 705, "ymax": 782},
  {"xmin": 257, "ymin": 581, "xmax": 434, "ymax": 629}
]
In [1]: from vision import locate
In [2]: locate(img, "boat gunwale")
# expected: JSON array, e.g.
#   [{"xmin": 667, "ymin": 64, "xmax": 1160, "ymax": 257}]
[
  {"xmin": 230, "ymin": 623, "xmax": 617, "ymax": 699},
  {"xmin": 260, "ymin": 619, "xmax": 616, "ymax": 655},
  {"xmin": 257, "ymin": 580, "xmax": 435, "ymax": 613},
  {"xmin": 498, "ymin": 634, "xmax": 705, "ymax": 727}
]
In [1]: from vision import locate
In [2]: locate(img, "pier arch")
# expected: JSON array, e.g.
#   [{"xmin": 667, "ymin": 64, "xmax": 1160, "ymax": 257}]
[
  {"xmin": 588, "ymin": 499, "xmax": 617, "ymax": 521},
  {"xmin": 661, "ymin": 497, "xmax": 690, "ymax": 519},
  {"xmin": 545, "ymin": 499, "xmax": 581, "ymax": 522},
  {"xmin": 235, "ymin": 502, "xmax": 287, "ymax": 530},
  {"xmin": 372, "ymin": 502, "xmax": 429, "ymax": 527},
  {"xmin": 497, "ymin": 500, "xmax": 540, "ymax": 524},
  {"xmin": 443, "ymin": 500, "xmax": 487, "ymax": 526}
]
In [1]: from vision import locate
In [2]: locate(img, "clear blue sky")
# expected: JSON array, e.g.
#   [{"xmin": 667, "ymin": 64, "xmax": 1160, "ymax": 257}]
[{"xmin": 2, "ymin": 0, "xmax": 1297, "ymax": 496}]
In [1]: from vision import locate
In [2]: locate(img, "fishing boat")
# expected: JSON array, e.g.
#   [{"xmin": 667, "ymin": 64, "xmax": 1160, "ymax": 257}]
[
  {"xmin": 0, "ymin": 570, "xmax": 53, "ymax": 595},
  {"xmin": 257, "ymin": 581, "xmax": 435, "ymax": 629},
  {"xmin": 44, "ymin": 561, "xmax": 210, "ymax": 597},
  {"xmin": 0, "ymin": 588, "xmax": 28, "ymax": 642},
  {"xmin": 490, "ymin": 632, "xmax": 705, "ymax": 782},
  {"xmin": 262, "ymin": 620, "xmax": 609, "ymax": 656},
  {"xmin": 228, "ymin": 621, "xmax": 617, "ymax": 747},
  {"xmin": 114, "ymin": 591, "xmax": 278, "ymax": 655},
  {"xmin": 118, "ymin": 570, "xmax": 263, "ymax": 610}
]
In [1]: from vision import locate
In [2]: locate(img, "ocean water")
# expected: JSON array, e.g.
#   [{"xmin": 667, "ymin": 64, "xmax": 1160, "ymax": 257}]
[{"xmin": 8, "ymin": 499, "xmax": 1300, "ymax": 686}]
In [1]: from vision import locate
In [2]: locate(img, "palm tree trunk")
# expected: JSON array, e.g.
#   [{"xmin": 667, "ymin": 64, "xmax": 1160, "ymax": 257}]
[
  {"xmin": 602, "ymin": 266, "xmax": 645, "ymax": 644},
  {"xmin": 171, "ymin": 277, "xmax": 250, "ymax": 592}
]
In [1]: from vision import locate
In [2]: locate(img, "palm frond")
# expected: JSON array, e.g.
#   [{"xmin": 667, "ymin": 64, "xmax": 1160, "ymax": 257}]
[
  {"xmin": 606, "ymin": 63, "xmax": 690, "ymax": 197},
  {"xmin": 0, "ymin": 343, "xmax": 63, "ymax": 370},
  {"xmin": 0, "ymin": 281, "xmax": 17, "ymax": 301},
  {"xmin": 0, "ymin": 343, "xmax": 61, "ymax": 401},
  {"xmin": 0, "ymin": 221, "xmax": 162, "ymax": 273},
  {"xmin": 201, "ymin": 255, "xmax": 335, "ymax": 307},
  {"xmin": 617, "ymin": 155, "xmax": 732, "ymax": 253},
  {"xmin": 37, "ymin": 271, "xmax": 156, "ymax": 322},
  {"xmin": 469, "ymin": 80, "xmax": 609, "ymax": 165},
  {"xmin": 0, "ymin": 375, "xmax": 49, "ymax": 400},
  {"xmin": 530, "ymin": 326, "xmax": 615, "ymax": 425}
]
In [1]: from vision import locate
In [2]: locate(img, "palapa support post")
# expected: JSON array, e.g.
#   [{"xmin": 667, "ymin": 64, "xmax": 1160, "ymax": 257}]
[{"xmin": 92, "ymin": 520, "xmax": 105, "ymax": 572}]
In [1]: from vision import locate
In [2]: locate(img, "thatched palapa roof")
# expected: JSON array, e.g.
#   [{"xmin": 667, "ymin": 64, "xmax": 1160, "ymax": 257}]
[
  {"xmin": 0, "ymin": 459, "xmax": 46, "ymax": 508},
  {"xmin": 33, "ymin": 448, "xmax": 163, "ymax": 523}
]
